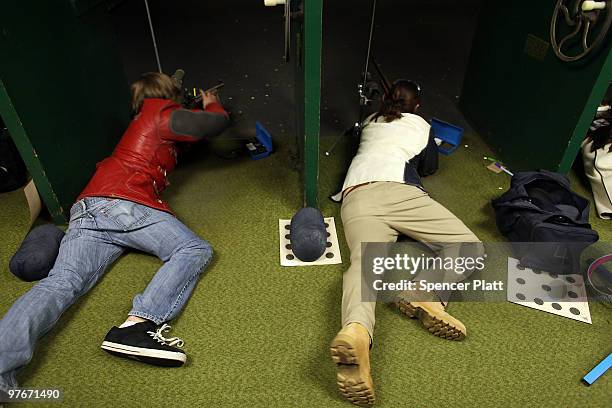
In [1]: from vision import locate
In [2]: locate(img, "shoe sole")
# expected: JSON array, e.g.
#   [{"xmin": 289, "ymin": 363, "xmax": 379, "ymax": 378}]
[
  {"xmin": 330, "ymin": 336, "xmax": 375, "ymax": 406},
  {"xmin": 395, "ymin": 300, "xmax": 466, "ymax": 341},
  {"xmin": 101, "ymin": 341, "xmax": 186, "ymax": 367}
]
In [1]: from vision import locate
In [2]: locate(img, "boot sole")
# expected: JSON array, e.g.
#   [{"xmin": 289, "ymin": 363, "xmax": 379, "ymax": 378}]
[
  {"xmin": 101, "ymin": 341, "xmax": 186, "ymax": 367},
  {"xmin": 330, "ymin": 335, "xmax": 375, "ymax": 406},
  {"xmin": 395, "ymin": 300, "xmax": 466, "ymax": 341}
]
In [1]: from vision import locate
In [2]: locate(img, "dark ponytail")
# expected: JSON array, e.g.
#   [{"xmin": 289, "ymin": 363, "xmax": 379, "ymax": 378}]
[{"xmin": 375, "ymin": 79, "xmax": 421, "ymax": 123}]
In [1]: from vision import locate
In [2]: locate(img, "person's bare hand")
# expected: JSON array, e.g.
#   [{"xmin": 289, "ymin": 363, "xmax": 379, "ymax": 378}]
[{"xmin": 201, "ymin": 90, "xmax": 219, "ymax": 108}]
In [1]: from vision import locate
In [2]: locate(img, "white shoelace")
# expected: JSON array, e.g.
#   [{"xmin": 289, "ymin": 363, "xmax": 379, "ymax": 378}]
[{"xmin": 147, "ymin": 324, "xmax": 185, "ymax": 348}]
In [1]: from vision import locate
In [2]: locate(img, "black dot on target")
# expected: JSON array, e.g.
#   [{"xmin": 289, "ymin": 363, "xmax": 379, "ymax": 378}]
[
  {"xmin": 516, "ymin": 278, "xmax": 525, "ymax": 284},
  {"xmin": 327, "ymin": 232, "xmax": 331, "ymax": 237},
  {"xmin": 532, "ymin": 269, "xmax": 541, "ymax": 275},
  {"xmin": 326, "ymin": 242, "xmax": 332, "ymax": 248},
  {"xmin": 549, "ymin": 272, "xmax": 558, "ymax": 279},
  {"xmin": 516, "ymin": 293, "xmax": 526, "ymax": 300},
  {"xmin": 534, "ymin": 298, "xmax": 544, "ymax": 305},
  {"xmin": 286, "ymin": 254, "xmax": 294, "ymax": 260},
  {"xmin": 566, "ymin": 276, "xmax": 575, "ymax": 283},
  {"xmin": 324, "ymin": 222, "xmax": 329, "ymax": 228},
  {"xmin": 516, "ymin": 264, "xmax": 525, "ymax": 270},
  {"xmin": 569, "ymin": 307, "xmax": 580, "ymax": 315},
  {"xmin": 325, "ymin": 253, "xmax": 334, "ymax": 259},
  {"xmin": 541, "ymin": 284, "xmax": 551, "ymax": 292},
  {"xmin": 285, "ymin": 244, "xmax": 292, "ymax": 250},
  {"xmin": 551, "ymin": 303, "xmax": 562, "ymax": 310},
  {"xmin": 568, "ymin": 291, "xmax": 578, "ymax": 299},
  {"xmin": 285, "ymin": 234, "xmax": 291, "ymax": 240},
  {"xmin": 285, "ymin": 224, "xmax": 291, "ymax": 230}
]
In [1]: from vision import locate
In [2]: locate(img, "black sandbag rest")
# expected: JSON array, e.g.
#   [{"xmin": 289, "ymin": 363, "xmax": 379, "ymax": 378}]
[
  {"xmin": 9, "ymin": 224, "xmax": 65, "ymax": 282},
  {"xmin": 290, "ymin": 207, "xmax": 327, "ymax": 262}
]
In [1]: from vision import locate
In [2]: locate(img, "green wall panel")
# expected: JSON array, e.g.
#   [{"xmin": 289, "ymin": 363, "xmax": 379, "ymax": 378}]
[
  {"xmin": 460, "ymin": 1, "xmax": 611, "ymax": 172},
  {"xmin": 0, "ymin": 0, "xmax": 129, "ymax": 223}
]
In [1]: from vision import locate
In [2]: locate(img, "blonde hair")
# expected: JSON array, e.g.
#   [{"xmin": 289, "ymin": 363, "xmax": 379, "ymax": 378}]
[{"xmin": 130, "ymin": 72, "xmax": 181, "ymax": 114}]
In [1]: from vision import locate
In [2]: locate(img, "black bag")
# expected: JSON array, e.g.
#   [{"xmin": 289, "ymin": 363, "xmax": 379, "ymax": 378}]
[
  {"xmin": 491, "ymin": 170, "xmax": 599, "ymax": 274},
  {"xmin": 0, "ymin": 124, "xmax": 27, "ymax": 193},
  {"xmin": 416, "ymin": 128, "xmax": 439, "ymax": 177},
  {"xmin": 402, "ymin": 128, "xmax": 439, "ymax": 188}
]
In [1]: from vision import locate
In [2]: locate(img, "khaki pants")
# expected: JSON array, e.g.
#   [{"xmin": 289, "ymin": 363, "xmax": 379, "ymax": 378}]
[{"xmin": 340, "ymin": 182, "xmax": 483, "ymax": 339}]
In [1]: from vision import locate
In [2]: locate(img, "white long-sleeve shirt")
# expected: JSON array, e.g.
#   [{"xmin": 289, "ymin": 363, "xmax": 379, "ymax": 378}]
[
  {"xmin": 332, "ymin": 113, "xmax": 430, "ymax": 201},
  {"xmin": 582, "ymin": 139, "xmax": 612, "ymax": 219}
]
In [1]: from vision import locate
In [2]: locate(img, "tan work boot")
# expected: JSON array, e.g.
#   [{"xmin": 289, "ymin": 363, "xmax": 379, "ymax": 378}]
[
  {"xmin": 394, "ymin": 293, "xmax": 467, "ymax": 341},
  {"xmin": 329, "ymin": 323, "xmax": 375, "ymax": 406}
]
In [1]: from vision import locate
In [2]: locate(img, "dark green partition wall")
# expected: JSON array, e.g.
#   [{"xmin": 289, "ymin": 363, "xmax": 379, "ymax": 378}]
[
  {"xmin": 0, "ymin": 0, "xmax": 129, "ymax": 224},
  {"xmin": 302, "ymin": 0, "xmax": 323, "ymax": 208},
  {"xmin": 460, "ymin": 2, "xmax": 611, "ymax": 172},
  {"xmin": 294, "ymin": 0, "xmax": 323, "ymax": 208}
]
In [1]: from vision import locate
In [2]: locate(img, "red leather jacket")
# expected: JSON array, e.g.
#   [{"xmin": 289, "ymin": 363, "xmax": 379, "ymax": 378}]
[{"xmin": 78, "ymin": 98, "xmax": 228, "ymax": 214}]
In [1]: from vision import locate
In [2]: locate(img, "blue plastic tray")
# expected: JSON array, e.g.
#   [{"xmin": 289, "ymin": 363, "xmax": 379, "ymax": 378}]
[
  {"xmin": 431, "ymin": 118, "xmax": 464, "ymax": 155},
  {"xmin": 248, "ymin": 122, "xmax": 273, "ymax": 160}
]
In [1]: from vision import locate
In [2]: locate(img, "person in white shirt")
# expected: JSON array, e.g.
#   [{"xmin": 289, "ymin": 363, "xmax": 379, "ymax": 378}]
[
  {"xmin": 581, "ymin": 108, "xmax": 612, "ymax": 219},
  {"xmin": 329, "ymin": 80, "xmax": 483, "ymax": 406}
]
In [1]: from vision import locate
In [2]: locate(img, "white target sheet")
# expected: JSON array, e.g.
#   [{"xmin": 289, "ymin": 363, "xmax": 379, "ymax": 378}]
[
  {"xmin": 278, "ymin": 218, "xmax": 342, "ymax": 266},
  {"xmin": 507, "ymin": 257, "xmax": 591, "ymax": 324}
]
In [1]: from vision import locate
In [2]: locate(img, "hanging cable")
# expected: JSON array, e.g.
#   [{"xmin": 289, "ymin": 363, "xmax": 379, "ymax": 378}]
[
  {"xmin": 326, "ymin": 0, "xmax": 379, "ymax": 157},
  {"xmin": 362, "ymin": 0, "xmax": 377, "ymax": 89},
  {"xmin": 144, "ymin": 0, "xmax": 163, "ymax": 73},
  {"xmin": 356, "ymin": 0, "xmax": 378, "ymax": 134}
]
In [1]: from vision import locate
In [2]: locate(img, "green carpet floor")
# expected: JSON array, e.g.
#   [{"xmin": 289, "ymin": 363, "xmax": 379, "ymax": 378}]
[{"xmin": 0, "ymin": 131, "xmax": 610, "ymax": 407}]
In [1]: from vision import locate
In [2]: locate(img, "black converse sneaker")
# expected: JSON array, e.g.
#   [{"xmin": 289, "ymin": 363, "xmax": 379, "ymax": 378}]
[{"xmin": 101, "ymin": 321, "xmax": 187, "ymax": 367}]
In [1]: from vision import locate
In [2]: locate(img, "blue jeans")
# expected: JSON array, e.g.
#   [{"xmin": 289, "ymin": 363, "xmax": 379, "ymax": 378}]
[{"xmin": 0, "ymin": 197, "xmax": 213, "ymax": 391}]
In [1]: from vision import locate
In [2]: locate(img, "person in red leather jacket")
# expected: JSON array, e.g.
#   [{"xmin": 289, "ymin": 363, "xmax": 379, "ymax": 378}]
[{"xmin": 0, "ymin": 73, "xmax": 229, "ymax": 390}]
